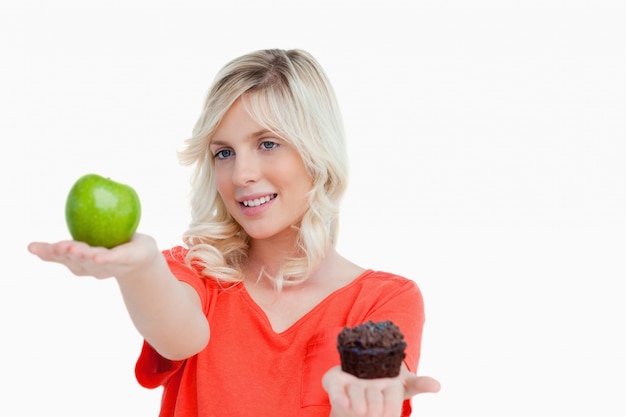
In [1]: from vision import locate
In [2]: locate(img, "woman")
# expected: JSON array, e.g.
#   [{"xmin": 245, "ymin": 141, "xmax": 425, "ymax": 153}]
[{"xmin": 28, "ymin": 48, "xmax": 439, "ymax": 417}]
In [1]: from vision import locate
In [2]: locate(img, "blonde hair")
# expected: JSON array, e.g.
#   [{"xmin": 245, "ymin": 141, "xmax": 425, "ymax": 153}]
[{"xmin": 177, "ymin": 49, "xmax": 348, "ymax": 289}]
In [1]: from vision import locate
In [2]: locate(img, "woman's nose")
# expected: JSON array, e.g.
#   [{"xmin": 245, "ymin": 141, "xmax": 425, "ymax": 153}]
[{"xmin": 231, "ymin": 152, "xmax": 261, "ymax": 186}]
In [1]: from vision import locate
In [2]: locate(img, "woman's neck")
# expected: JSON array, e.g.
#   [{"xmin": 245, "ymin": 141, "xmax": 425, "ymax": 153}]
[{"xmin": 244, "ymin": 231, "xmax": 302, "ymax": 280}]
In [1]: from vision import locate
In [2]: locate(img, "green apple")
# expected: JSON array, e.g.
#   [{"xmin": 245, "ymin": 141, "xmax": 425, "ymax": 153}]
[{"xmin": 65, "ymin": 173, "xmax": 141, "ymax": 248}]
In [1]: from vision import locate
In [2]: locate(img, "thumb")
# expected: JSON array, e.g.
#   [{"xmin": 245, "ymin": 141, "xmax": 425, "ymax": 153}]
[{"xmin": 404, "ymin": 375, "xmax": 441, "ymax": 398}]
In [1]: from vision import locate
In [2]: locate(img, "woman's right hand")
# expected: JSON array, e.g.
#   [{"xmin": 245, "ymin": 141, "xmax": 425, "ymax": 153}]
[{"xmin": 27, "ymin": 233, "xmax": 161, "ymax": 280}]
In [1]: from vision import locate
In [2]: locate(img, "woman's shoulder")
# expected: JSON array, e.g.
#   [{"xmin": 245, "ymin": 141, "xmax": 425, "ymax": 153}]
[
  {"xmin": 161, "ymin": 246, "xmax": 227, "ymax": 290},
  {"xmin": 356, "ymin": 269, "xmax": 420, "ymax": 290},
  {"xmin": 343, "ymin": 270, "xmax": 423, "ymax": 310},
  {"xmin": 162, "ymin": 245, "xmax": 188, "ymax": 262}
]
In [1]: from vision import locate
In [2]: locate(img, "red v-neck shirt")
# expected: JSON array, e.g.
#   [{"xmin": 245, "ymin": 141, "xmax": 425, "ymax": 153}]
[{"xmin": 136, "ymin": 247, "xmax": 425, "ymax": 417}]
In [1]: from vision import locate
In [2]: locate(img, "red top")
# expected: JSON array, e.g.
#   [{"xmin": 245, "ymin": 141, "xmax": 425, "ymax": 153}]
[{"xmin": 135, "ymin": 247, "xmax": 425, "ymax": 417}]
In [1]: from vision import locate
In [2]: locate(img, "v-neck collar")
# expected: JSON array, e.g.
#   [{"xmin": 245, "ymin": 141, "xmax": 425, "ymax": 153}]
[{"xmin": 236, "ymin": 269, "xmax": 374, "ymax": 336}]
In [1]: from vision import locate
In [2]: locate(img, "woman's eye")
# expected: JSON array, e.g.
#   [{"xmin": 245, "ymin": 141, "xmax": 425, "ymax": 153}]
[
  {"xmin": 261, "ymin": 141, "xmax": 278, "ymax": 151},
  {"xmin": 214, "ymin": 149, "xmax": 233, "ymax": 160}
]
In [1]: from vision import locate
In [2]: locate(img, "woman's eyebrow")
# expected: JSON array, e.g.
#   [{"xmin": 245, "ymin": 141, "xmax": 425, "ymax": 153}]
[{"xmin": 210, "ymin": 130, "xmax": 272, "ymax": 147}]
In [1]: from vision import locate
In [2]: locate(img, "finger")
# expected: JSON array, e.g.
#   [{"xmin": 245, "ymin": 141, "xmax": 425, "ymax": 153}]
[
  {"xmin": 404, "ymin": 375, "xmax": 441, "ymax": 398},
  {"xmin": 27, "ymin": 241, "xmax": 45, "ymax": 255},
  {"xmin": 347, "ymin": 383, "xmax": 367, "ymax": 415},
  {"xmin": 381, "ymin": 382, "xmax": 404, "ymax": 417},
  {"xmin": 28, "ymin": 241, "xmax": 73, "ymax": 261},
  {"xmin": 27, "ymin": 241, "xmax": 58, "ymax": 259},
  {"xmin": 322, "ymin": 367, "xmax": 351, "ymax": 409},
  {"xmin": 365, "ymin": 386, "xmax": 383, "ymax": 417}
]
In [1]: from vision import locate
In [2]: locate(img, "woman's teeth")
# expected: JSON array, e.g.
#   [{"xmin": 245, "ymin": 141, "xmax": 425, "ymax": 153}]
[{"xmin": 241, "ymin": 194, "xmax": 276, "ymax": 207}]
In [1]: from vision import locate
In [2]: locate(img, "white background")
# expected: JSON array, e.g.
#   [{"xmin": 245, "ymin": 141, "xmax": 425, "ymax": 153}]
[{"xmin": 2, "ymin": 1, "xmax": 625, "ymax": 416}]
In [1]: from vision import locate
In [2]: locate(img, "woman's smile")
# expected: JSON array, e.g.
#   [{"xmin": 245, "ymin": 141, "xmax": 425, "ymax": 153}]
[
  {"xmin": 239, "ymin": 193, "xmax": 278, "ymax": 208},
  {"xmin": 238, "ymin": 193, "xmax": 278, "ymax": 217}
]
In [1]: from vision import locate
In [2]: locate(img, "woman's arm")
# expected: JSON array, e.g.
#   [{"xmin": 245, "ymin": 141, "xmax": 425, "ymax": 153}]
[{"xmin": 27, "ymin": 233, "xmax": 209, "ymax": 360}]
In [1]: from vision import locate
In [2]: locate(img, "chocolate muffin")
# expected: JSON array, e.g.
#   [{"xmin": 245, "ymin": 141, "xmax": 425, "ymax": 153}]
[{"xmin": 337, "ymin": 320, "xmax": 407, "ymax": 379}]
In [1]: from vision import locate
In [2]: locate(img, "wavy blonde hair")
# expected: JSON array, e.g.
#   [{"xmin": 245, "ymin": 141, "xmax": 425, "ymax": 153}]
[{"xmin": 177, "ymin": 49, "xmax": 348, "ymax": 289}]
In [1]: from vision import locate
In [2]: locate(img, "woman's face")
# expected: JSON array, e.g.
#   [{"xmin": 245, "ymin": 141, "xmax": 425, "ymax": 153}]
[{"xmin": 209, "ymin": 98, "xmax": 313, "ymax": 242}]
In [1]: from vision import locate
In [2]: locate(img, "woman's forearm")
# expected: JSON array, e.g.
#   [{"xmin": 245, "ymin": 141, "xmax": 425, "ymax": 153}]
[{"xmin": 115, "ymin": 252, "xmax": 210, "ymax": 360}]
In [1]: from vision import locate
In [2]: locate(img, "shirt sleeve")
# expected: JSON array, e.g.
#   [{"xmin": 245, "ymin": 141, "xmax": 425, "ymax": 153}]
[
  {"xmin": 161, "ymin": 246, "xmax": 208, "ymax": 307},
  {"xmin": 352, "ymin": 273, "xmax": 426, "ymax": 417},
  {"xmin": 355, "ymin": 274, "xmax": 425, "ymax": 373}
]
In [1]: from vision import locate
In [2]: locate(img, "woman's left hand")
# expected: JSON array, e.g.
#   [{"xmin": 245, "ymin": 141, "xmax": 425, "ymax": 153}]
[{"xmin": 322, "ymin": 366, "xmax": 440, "ymax": 417}]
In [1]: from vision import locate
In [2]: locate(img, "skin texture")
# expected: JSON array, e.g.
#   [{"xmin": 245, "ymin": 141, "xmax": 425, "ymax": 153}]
[{"xmin": 28, "ymin": 97, "xmax": 440, "ymax": 416}]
